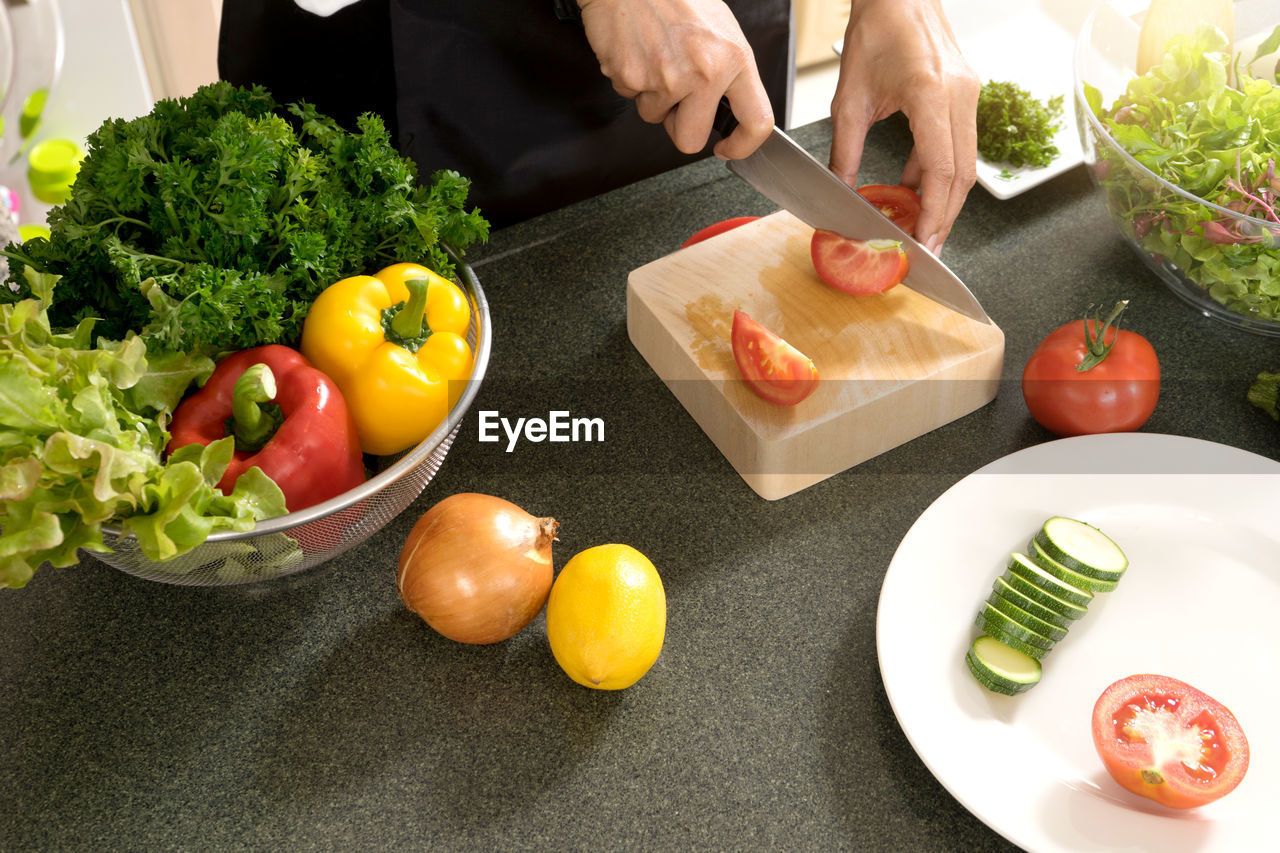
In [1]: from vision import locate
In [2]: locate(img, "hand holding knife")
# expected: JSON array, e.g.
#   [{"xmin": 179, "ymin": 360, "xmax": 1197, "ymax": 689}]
[{"xmin": 710, "ymin": 98, "xmax": 992, "ymax": 325}]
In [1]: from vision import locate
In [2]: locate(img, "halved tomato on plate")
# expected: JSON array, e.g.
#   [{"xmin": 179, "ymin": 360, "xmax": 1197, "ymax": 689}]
[
  {"xmin": 1091, "ymin": 673, "xmax": 1250, "ymax": 810},
  {"xmin": 730, "ymin": 310, "xmax": 818, "ymax": 406},
  {"xmin": 810, "ymin": 230, "xmax": 909, "ymax": 295},
  {"xmin": 857, "ymin": 184, "xmax": 921, "ymax": 236}
]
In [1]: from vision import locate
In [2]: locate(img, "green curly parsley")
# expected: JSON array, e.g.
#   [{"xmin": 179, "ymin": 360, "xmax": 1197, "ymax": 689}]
[
  {"xmin": 976, "ymin": 80, "xmax": 1064, "ymax": 169},
  {"xmin": 0, "ymin": 81, "xmax": 489, "ymax": 353}
]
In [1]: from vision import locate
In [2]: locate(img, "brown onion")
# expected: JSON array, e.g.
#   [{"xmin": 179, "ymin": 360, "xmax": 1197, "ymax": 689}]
[{"xmin": 397, "ymin": 492, "xmax": 558, "ymax": 644}]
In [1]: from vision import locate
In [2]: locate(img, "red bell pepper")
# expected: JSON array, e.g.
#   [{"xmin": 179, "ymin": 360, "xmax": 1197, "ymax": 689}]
[{"xmin": 167, "ymin": 345, "xmax": 367, "ymax": 513}]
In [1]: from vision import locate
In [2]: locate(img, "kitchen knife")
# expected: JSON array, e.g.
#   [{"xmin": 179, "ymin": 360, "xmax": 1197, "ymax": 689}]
[{"xmin": 713, "ymin": 104, "xmax": 992, "ymax": 324}]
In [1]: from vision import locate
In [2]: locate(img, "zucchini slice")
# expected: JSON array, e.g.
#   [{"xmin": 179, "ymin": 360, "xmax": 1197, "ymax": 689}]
[
  {"xmin": 966, "ymin": 635, "xmax": 1042, "ymax": 695},
  {"xmin": 1034, "ymin": 516, "xmax": 1128, "ymax": 581},
  {"xmin": 990, "ymin": 577, "xmax": 1076, "ymax": 629},
  {"xmin": 975, "ymin": 617, "xmax": 1052, "ymax": 660},
  {"xmin": 1005, "ymin": 552, "xmax": 1094, "ymax": 606},
  {"xmin": 1028, "ymin": 538, "xmax": 1118, "ymax": 594},
  {"xmin": 987, "ymin": 592, "xmax": 1069, "ymax": 642},
  {"xmin": 1001, "ymin": 560, "xmax": 1091, "ymax": 618},
  {"xmin": 976, "ymin": 603, "xmax": 1055, "ymax": 651}
]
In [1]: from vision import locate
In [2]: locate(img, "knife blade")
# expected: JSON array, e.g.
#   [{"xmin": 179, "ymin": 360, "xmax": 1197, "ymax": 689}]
[{"xmin": 714, "ymin": 106, "xmax": 992, "ymax": 324}]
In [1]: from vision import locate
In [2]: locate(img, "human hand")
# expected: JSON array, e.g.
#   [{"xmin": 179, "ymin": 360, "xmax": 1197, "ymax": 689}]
[
  {"xmin": 830, "ymin": 0, "xmax": 979, "ymax": 254},
  {"xmin": 577, "ymin": 0, "xmax": 773, "ymax": 160}
]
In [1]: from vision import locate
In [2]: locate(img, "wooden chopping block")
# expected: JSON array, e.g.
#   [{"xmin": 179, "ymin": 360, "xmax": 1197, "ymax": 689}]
[{"xmin": 626, "ymin": 210, "xmax": 1004, "ymax": 500}]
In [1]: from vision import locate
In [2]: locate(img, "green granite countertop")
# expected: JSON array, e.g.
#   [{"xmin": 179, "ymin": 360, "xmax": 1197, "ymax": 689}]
[{"xmin": 3, "ymin": 119, "xmax": 1277, "ymax": 852}]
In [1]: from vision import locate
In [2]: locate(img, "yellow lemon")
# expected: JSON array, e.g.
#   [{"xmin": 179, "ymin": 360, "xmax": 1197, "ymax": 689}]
[{"xmin": 546, "ymin": 544, "xmax": 666, "ymax": 690}]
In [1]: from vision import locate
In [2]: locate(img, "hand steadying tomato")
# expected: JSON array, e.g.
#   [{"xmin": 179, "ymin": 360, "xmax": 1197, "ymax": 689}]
[
  {"xmin": 730, "ymin": 310, "xmax": 818, "ymax": 406},
  {"xmin": 1022, "ymin": 301, "xmax": 1159, "ymax": 437},
  {"xmin": 857, "ymin": 184, "xmax": 921, "ymax": 237},
  {"xmin": 810, "ymin": 231, "xmax": 909, "ymax": 295},
  {"xmin": 1092, "ymin": 674, "xmax": 1250, "ymax": 810}
]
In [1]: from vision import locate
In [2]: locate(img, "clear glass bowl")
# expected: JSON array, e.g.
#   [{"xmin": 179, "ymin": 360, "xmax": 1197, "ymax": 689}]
[
  {"xmin": 1074, "ymin": 0, "xmax": 1280, "ymax": 336},
  {"xmin": 0, "ymin": 5, "xmax": 14, "ymax": 119},
  {"xmin": 0, "ymin": 0, "xmax": 64, "ymax": 163}
]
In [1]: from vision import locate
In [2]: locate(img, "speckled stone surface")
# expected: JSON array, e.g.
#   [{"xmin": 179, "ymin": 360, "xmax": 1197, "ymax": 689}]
[{"xmin": 3, "ymin": 119, "xmax": 1277, "ymax": 852}]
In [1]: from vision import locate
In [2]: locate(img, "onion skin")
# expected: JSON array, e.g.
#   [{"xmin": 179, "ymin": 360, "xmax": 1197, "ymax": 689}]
[{"xmin": 397, "ymin": 493, "xmax": 558, "ymax": 644}]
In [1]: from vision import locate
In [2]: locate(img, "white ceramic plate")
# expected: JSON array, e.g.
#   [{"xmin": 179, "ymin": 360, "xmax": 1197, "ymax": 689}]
[
  {"xmin": 877, "ymin": 433, "xmax": 1280, "ymax": 852},
  {"xmin": 943, "ymin": 0, "xmax": 1093, "ymax": 199}
]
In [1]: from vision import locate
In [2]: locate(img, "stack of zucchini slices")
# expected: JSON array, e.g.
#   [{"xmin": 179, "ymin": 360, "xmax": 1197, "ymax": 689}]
[{"xmin": 966, "ymin": 516, "xmax": 1128, "ymax": 695}]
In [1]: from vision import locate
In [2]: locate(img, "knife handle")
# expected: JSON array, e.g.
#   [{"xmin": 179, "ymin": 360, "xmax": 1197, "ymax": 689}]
[{"xmin": 712, "ymin": 97, "xmax": 738, "ymax": 139}]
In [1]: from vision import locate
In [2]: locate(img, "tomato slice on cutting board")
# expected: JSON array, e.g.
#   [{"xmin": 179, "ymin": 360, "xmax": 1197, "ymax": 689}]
[
  {"xmin": 1091, "ymin": 673, "xmax": 1250, "ymax": 810},
  {"xmin": 730, "ymin": 310, "xmax": 818, "ymax": 406},
  {"xmin": 857, "ymin": 184, "xmax": 921, "ymax": 236},
  {"xmin": 681, "ymin": 216, "xmax": 760, "ymax": 248},
  {"xmin": 810, "ymin": 230, "xmax": 909, "ymax": 295}
]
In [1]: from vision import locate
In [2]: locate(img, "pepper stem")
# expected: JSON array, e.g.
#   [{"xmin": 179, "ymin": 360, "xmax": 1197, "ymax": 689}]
[
  {"xmin": 390, "ymin": 277, "xmax": 429, "ymax": 340},
  {"xmin": 1077, "ymin": 299, "xmax": 1129, "ymax": 372},
  {"xmin": 231, "ymin": 363, "xmax": 280, "ymax": 450}
]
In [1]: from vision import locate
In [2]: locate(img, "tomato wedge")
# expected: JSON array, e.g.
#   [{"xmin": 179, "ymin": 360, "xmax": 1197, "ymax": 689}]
[
  {"xmin": 1092, "ymin": 674, "xmax": 1250, "ymax": 810},
  {"xmin": 681, "ymin": 216, "xmax": 760, "ymax": 248},
  {"xmin": 810, "ymin": 230, "xmax": 909, "ymax": 295},
  {"xmin": 857, "ymin": 184, "xmax": 921, "ymax": 236},
  {"xmin": 730, "ymin": 310, "xmax": 818, "ymax": 406}
]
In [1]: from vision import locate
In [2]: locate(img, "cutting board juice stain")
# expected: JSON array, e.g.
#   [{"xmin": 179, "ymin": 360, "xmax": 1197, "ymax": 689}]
[{"xmin": 683, "ymin": 292, "xmax": 735, "ymax": 373}]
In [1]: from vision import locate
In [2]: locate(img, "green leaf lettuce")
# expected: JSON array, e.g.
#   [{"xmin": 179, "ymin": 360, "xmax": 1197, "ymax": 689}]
[{"xmin": 0, "ymin": 293, "xmax": 286, "ymax": 589}]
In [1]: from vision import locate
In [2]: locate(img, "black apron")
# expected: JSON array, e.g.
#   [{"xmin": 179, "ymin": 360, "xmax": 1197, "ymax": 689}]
[{"xmin": 219, "ymin": 0, "xmax": 792, "ymax": 228}]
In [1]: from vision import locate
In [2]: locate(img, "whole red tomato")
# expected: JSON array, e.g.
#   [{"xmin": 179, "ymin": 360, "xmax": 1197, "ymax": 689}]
[
  {"xmin": 1092, "ymin": 673, "xmax": 1250, "ymax": 810},
  {"xmin": 1022, "ymin": 301, "xmax": 1159, "ymax": 437},
  {"xmin": 681, "ymin": 216, "xmax": 760, "ymax": 248}
]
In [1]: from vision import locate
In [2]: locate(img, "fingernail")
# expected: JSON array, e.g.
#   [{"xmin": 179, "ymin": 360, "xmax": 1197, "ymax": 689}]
[{"xmin": 924, "ymin": 235, "xmax": 941, "ymax": 256}]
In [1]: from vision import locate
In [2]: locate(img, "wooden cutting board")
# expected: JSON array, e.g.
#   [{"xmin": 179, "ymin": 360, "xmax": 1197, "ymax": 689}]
[{"xmin": 626, "ymin": 211, "xmax": 1005, "ymax": 500}]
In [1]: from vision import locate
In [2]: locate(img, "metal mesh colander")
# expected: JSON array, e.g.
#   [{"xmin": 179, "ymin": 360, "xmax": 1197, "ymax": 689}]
[{"xmin": 94, "ymin": 255, "xmax": 491, "ymax": 586}]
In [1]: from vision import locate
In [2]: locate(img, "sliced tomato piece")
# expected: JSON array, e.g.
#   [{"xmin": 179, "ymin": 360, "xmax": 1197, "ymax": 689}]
[
  {"xmin": 729, "ymin": 310, "xmax": 819, "ymax": 406},
  {"xmin": 810, "ymin": 230, "xmax": 909, "ymax": 295},
  {"xmin": 1092, "ymin": 673, "xmax": 1250, "ymax": 810},
  {"xmin": 681, "ymin": 216, "xmax": 760, "ymax": 248},
  {"xmin": 857, "ymin": 184, "xmax": 921, "ymax": 236}
]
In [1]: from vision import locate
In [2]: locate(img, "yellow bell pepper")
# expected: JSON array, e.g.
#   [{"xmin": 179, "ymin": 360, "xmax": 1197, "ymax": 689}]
[{"xmin": 301, "ymin": 262, "xmax": 473, "ymax": 456}]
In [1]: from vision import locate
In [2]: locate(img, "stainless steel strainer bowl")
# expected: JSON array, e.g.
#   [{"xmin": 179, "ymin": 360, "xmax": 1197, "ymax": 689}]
[{"xmin": 94, "ymin": 253, "xmax": 491, "ymax": 586}]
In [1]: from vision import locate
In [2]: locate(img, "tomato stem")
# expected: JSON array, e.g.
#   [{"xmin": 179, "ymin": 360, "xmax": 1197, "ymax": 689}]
[{"xmin": 1077, "ymin": 299, "xmax": 1129, "ymax": 372}]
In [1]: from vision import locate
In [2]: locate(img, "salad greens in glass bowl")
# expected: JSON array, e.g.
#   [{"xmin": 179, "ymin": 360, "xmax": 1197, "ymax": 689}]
[{"xmin": 1074, "ymin": 0, "xmax": 1280, "ymax": 336}]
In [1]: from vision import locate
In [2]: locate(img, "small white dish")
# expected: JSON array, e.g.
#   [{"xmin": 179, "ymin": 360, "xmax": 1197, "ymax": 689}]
[{"xmin": 946, "ymin": 0, "xmax": 1092, "ymax": 198}]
